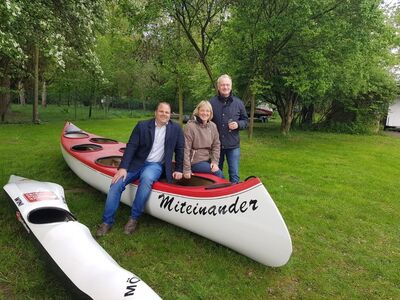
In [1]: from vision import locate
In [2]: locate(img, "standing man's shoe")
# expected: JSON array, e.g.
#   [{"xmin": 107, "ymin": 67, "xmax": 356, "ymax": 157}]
[
  {"xmin": 124, "ymin": 218, "xmax": 138, "ymax": 234},
  {"xmin": 96, "ymin": 223, "xmax": 112, "ymax": 237}
]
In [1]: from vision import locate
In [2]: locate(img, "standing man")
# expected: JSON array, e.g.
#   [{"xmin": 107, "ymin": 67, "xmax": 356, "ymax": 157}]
[
  {"xmin": 96, "ymin": 102, "xmax": 184, "ymax": 237},
  {"xmin": 210, "ymin": 74, "xmax": 248, "ymax": 183}
]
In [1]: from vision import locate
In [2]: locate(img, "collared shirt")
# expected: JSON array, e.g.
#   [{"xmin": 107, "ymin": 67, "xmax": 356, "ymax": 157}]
[{"xmin": 146, "ymin": 121, "xmax": 167, "ymax": 163}]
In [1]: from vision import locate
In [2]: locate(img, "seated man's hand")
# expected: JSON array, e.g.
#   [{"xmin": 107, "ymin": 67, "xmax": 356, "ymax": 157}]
[
  {"xmin": 112, "ymin": 168, "xmax": 127, "ymax": 184},
  {"xmin": 183, "ymin": 172, "xmax": 191, "ymax": 179},
  {"xmin": 173, "ymin": 171, "xmax": 183, "ymax": 180}
]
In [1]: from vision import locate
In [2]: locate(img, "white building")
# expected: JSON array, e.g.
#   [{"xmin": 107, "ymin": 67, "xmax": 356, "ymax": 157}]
[{"xmin": 386, "ymin": 99, "xmax": 400, "ymax": 128}]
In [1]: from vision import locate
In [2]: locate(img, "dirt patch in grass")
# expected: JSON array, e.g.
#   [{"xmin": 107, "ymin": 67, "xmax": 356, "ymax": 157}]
[
  {"xmin": 383, "ymin": 130, "xmax": 400, "ymax": 138},
  {"xmin": 267, "ymin": 277, "xmax": 300, "ymax": 298},
  {"xmin": 0, "ymin": 282, "xmax": 15, "ymax": 299}
]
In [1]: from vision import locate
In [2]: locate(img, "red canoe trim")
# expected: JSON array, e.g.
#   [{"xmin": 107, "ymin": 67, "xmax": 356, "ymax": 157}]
[
  {"xmin": 153, "ymin": 182, "xmax": 261, "ymax": 200},
  {"xmin": 61, "ymin": 122, "xmax": 262, "ymax": 198}
]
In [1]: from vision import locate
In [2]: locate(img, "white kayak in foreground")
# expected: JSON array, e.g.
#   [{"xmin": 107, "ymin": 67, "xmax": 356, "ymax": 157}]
[
  {"xmin": 61, "ymin": 122, "xmax": 293, "ymax": 267},
  {"xmin": 3, "ymin": 175, "xmax": 161, "ymax": 300}
]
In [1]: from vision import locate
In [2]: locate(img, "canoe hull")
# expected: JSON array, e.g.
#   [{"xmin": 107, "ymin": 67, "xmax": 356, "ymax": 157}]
[
  {"xmin": 62, "ymin": 146, "xmax": 291, "ymax": 266},
  {"xmin": 61, "ymin": 122, "xmax": 292, "ymax": 267},
  {"xmin": 3, "ymin": 175, "xmax": 161, "ymax": 300}
]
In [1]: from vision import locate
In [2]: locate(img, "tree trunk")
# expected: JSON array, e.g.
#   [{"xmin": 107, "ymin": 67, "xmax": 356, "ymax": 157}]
[
  {"xmin": 177, "ymin": 74, "xmax": 184, "ymax": 126},
  {"xmin": 18, "ymin": 81, "xmax": 26, "ymax": 105},
  {"xmin": 277, "ymin": 92, "xmax": 297, "ymax": 135},
  {"xmin": 33, "ymin": 45, "xmax": 40, "ymax": 124},
  {"xmin": 142, "ymin": 98, "xmax": 146, "ymax": 111},
  {"xmin": 67, "ymin": 87, "xmax": 70, "ymax": 107},
  {"xmin": 88, "ymin": 81, "xmax": 92, "ymax": 119},
  {"xmin": 201, "ymin": 56, "xmax": 216, "ymax": 92},
  {"xmin": 177, "ymin": 21, "xmax": 184, "ymax": 126},
  {"xmin": 89, "ymin": 101, "xmax": 92, "ymax": 119},
  {"xmin": 247, "ymin": 93, "xmax": 255, "ymax": 140},
  {"xmin": 74, "ymin": 87, "xmax": 77, "ymax": 120},
  {"xmin": 89, "ymin": 78, "xmax": 94, "ymax": 119},
  {"xmin": 0, "ymin": 75, "xmax": 11, "ymax": 122},
  {"xmin": 41, "ymin": 80, "xmax": 47, "ymax": 107},
  {"xmin": 280, "ymin": 113, "xmax": 293, "ymax": 135},
  {"xmin": 300, "ymin": 104, "xmax": 314, "ymax": 127}
]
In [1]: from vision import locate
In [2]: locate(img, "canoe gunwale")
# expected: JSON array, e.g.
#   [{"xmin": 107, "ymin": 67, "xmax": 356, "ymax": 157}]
[{"xmin": 61, "ymin": 122, "xmax": 263, "ymax": 198}]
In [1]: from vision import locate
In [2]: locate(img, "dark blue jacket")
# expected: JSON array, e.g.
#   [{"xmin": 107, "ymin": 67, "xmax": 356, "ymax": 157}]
[
  {"xmin": 210, "ymin": 94, "xmax": 248, "ymax": 149},
  {"xmin": 119, "ymin": 119, "xmax": 184, "ymax": 183}
]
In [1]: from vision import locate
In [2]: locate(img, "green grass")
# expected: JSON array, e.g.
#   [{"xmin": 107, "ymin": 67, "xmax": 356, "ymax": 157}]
[{"xmin": 0, "ymin": 114, "xmax": 399, "ymax": 299}]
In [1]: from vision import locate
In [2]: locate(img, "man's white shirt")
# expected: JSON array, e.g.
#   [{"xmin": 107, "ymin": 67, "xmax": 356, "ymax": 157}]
[{"xmin": 146, "ymin": 121, "xmax": 167, "ymax": 163}]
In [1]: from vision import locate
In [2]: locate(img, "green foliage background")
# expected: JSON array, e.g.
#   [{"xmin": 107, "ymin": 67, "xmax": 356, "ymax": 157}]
[{"xmin": 1, "ymin": 0, "xmax": 399, "ymax": 133}]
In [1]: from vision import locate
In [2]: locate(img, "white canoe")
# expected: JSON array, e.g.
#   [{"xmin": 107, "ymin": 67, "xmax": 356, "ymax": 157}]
[
  {"xmin": 61, "ymin": 122, "xmax": 292, "ymax": 267},
  {"xmin": 3, "ymin": 175, "xmax": 161, "ymax": 300}
]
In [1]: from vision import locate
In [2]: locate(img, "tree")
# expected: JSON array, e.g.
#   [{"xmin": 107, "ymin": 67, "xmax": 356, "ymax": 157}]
[
  {"xmin": 0, "ymin": 0, "xmax": 26, "ymax": 121},
  {"xmin": 0, "ymin": 0, "xmax": 105, "ymax": 123},
  {"xmin": 220, "ymin": 0, "xmax": 398, "ymax": 134},
  {"xmin": 119, "ymin": 0, "xmax": 200, "ymax": 118},
  {"xmin": 166, "ymin": 0, "xmax": 230, "ymax": 90}
]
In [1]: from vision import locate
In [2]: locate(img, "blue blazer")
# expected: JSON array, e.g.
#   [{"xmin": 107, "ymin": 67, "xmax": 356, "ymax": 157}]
[{"xmin": 119, "ymin": 118, "xmax": 184, "ymax": 183}]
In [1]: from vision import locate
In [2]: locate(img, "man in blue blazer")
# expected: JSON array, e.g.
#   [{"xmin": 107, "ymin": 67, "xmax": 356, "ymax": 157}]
[{"xmin": 96, "ymin": 102, "xmax": 184, "ymax": 236}]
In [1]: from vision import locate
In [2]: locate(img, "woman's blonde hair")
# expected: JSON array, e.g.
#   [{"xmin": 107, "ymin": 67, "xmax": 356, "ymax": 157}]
[{"xmin": 192, "ymin": 100, "xmax": 213, "ymax": 121}]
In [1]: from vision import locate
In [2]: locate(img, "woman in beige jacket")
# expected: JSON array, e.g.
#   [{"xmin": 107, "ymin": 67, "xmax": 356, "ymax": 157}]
[{"xmin": 183, "ymin": 100, "xmax": 224, "ymax": 179}]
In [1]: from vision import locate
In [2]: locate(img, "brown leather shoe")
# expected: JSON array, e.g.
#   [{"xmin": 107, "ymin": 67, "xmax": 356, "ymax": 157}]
[
  {"xmin": 124, "ymin": 218, "xmax": 138, "ymax": 235},
  {"xmin": 96, "ymin": 223, "xmax": 112, "ymax": 237}
]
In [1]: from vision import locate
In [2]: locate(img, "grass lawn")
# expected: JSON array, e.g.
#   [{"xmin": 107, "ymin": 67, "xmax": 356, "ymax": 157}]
[{"xmin": 0, "ymin": 109, "xmax": 399, "ymax": 299}]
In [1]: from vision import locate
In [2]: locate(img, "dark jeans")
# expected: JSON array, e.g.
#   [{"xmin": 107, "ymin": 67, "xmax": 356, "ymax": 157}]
[
  {"xmin": 191, "ymin": 161, "xmax": 224, "ymax": 178},
  {"xmin": 219, "ymin": 147, "xmax": 240, "ymax": 183}
]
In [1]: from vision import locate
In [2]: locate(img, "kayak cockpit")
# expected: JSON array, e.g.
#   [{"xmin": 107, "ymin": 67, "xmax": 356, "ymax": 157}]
[
  {"xmin": 28, "ymin": 208, "xmax": 76, "ymax": 224},
  {"xmin": 89, "ymin": 137, "xmax": 118, "ymax": 144},
  {"xmin": 64, "ymin": 132, "xmax": 89, "ymax": 139},
  {"xmin": 96, "ymin": 156, "xmax": 122, "ymax": 168},
  {"xmin": 71, "ymin": 144, "xmax": 103, "ymax": 152}
]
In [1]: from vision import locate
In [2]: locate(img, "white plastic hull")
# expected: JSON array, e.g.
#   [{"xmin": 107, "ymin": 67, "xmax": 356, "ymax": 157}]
[
  {"xmin": 61, "ymin": 143, "xmax": 292, "ymax": 267},
  {"xmin": 3, "ymin": 175, "xmax": 161, "ymax": 300}
]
